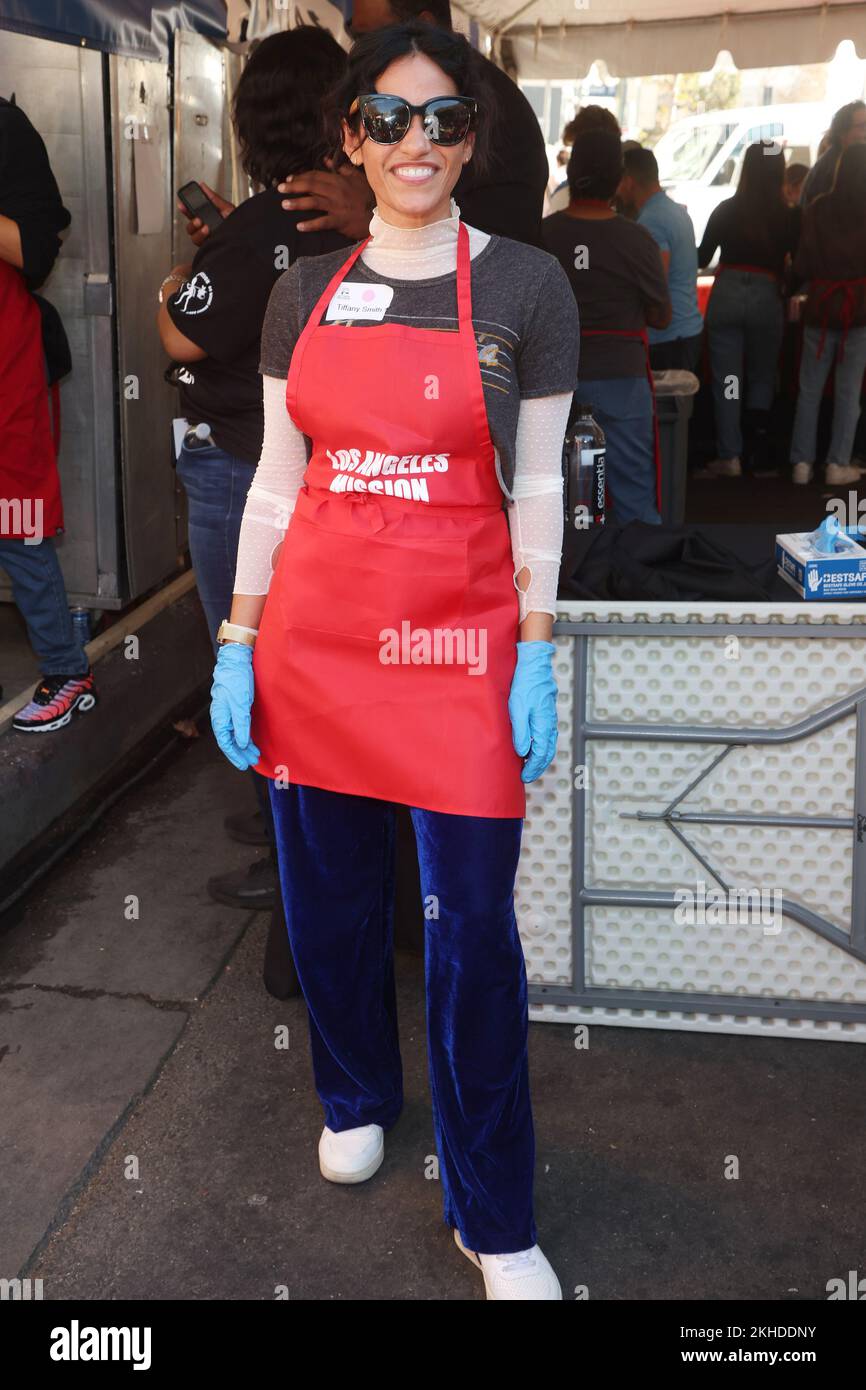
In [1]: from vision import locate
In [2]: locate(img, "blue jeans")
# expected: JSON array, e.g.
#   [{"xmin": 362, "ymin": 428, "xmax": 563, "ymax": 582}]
[
  {"xmin": 579, "ymin": 376, "xmax": 660, "ymax": 525},
  {"xmin": 269, "ymin": 780, "xmax": 535, "ymax": 1255},
  {"xmin": 0, "ymin": 536, "xmax": 88, "ymax": 676},
  {"xmin": 706, "ymin": 270, "xmax": 784, "ymax": 460},
  {"xmin": 789, "ymin": 325, "xmax": 866, "ymax": 467},
  {"xmin": 175, "ymin": 439, "xmax": 274, "ymax": 838}
]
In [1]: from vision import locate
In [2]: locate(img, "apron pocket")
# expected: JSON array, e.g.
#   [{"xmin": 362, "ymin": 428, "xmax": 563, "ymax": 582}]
[{"xmin": 277, "ymin": 512, "xmax": 470, "ymax": 643}]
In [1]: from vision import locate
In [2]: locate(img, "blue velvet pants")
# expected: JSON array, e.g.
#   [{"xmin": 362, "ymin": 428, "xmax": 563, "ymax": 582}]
[{"xmin": 268, "ymin": 780, "xmax": 537, "ymax": 1256}]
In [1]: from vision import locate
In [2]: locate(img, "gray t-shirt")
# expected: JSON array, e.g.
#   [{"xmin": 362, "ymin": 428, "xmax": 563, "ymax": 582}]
[
  {"xmin": 258, "ymin": 234, "xmax": 580, "ymax": 499},
  {"xmin": 542, "ymin": 211, "xmax": 669, "ymax": 378}
]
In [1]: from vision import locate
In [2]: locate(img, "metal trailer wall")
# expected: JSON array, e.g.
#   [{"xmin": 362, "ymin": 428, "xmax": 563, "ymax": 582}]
[
  {"xmin": 519, "ymin": 601, "xmax": 866, "ymax": 1043},
  {"xmin": 0, "ymin": 27, "xmax": 235, "ymax": 609}
]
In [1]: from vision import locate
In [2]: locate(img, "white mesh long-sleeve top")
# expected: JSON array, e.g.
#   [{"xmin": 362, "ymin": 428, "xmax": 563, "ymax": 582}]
[{"xmin": 234, "ymin": 198, "xmax": 580, "ymax": 619}]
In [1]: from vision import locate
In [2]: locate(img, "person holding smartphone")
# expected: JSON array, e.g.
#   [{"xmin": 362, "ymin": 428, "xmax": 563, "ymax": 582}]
[
  {"xmin": 209, "ymin": 21, "xmax": 580, "ymax": 1298},
  {"xmin": 157, "ymin": 28, "xmax": 351, "ymax": 914}
]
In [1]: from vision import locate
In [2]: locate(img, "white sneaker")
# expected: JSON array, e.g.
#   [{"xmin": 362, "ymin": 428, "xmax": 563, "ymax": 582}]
[
  {"xmin": 454, "ymin": 1227, "xmax": 562, "ymax": 1300},
  {"xmin": 318, "ymin": 1124, "xmax": 384, "ymax": 1184},
  {"xmin": 825, "ymin": 462, "xmax": 862, "ymax": 485},
  {"xmin": 792, "ymin": 461, "xmax": 814, "ymax": 485},
  {"xmin": 706, "ymin": 456, "xmax": 742, "ymax": 477}
]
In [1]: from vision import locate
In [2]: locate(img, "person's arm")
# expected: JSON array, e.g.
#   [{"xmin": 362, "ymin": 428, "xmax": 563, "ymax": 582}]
[
  {"xmin": 510, "ymin": 257, "xmax": 581, "ymax": 639},
  {"xmin": 156, "ymin": 264, "xmax": 207, "ymax": 362},
  {"xmin": 645, "ymin": 299, "xmax": 672, "ymax": 330},
  {"xmin": 509, "ymin": 394, "xmax": 573, "ymax": 642},
  {"xmin": 159, "ymin": 222, "xmax": 281, "ymax": 365},
  {"xmin": 228, "ymin": 260, "xmax": 308, "ymax": 627},
  {"xmin": 229, "ymin": 373, "xmax": 310, "ymax": 629},
  {"xmin": 697, "ymin": 204, "xmax": 723, "ymax": 271},
  {"xmin": 0, "ymin": 213, "xmax": 23, "ymax": 269}
]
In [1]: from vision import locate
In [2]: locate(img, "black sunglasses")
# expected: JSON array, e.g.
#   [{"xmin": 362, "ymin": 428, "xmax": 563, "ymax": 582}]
[{"xmin": 356, "ymin": 93, "xmax": 477, "ymax": 147}]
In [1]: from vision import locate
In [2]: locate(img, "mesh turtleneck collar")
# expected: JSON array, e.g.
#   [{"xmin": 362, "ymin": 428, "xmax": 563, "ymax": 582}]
[{"xmin": 367, "ymin": 196, "xmax": 461, "ymax": 253}]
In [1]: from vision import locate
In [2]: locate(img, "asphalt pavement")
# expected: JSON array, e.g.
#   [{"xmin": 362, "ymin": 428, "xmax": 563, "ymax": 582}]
[{"xmin": 1, "ymin": 730, "xmax": 863, "ymax": 1301}]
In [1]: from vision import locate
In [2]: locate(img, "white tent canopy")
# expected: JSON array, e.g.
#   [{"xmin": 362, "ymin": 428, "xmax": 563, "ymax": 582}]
[{"xmin": 454, "ymin": 0, "xmax": 866, "ymax": 79}]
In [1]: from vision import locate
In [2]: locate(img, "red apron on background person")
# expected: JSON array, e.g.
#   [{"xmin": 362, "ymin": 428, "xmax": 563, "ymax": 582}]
[
  {"xmin": 581, "ymin": 325, "xmax": 662, "ymax": 510},
  {"xmin": 250, "ymin": 221, "xmax": 526, "ymax": 819},
  {"xmin": 0, "ymin": 257, "xmax": 63, "ymax": 539},
  {"xmin": 811, "ymin": 275, "xmax": 866, "ymax": 362}
]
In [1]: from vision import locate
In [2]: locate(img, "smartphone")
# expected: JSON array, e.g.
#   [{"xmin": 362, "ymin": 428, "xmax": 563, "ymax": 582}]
[{"xmin": 177, "ymin": 180, "xmax": 223, "ymax": 233}]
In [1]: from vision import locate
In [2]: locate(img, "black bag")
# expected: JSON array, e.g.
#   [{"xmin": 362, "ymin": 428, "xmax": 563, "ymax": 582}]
[{"xmin": 32, "ymin": 292, "xmax": 72, "ymax": 386}]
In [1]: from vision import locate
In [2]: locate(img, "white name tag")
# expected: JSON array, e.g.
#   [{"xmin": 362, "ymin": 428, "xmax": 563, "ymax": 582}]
[{"xmin": 325, "ymin": 281, "xmax": 394, "ymax": 322}]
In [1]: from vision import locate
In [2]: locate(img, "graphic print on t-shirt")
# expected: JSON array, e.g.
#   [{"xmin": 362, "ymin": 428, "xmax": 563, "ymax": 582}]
[{"xmin": 174, "ymin": 271, "xmax": 213, "ymax": 316}]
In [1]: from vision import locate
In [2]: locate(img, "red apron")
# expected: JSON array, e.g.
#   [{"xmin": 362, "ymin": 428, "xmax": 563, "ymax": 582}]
[
  {"xmin": 250, "ymin": 221, "xmax": 526, "ymax": 818},
  {"xmin": 581, "ymin": 326, "xmax": 662, "ymax": 511},
  {"xmin": 811, "ymin": 276, "xmax": 866, "ymax": 362},
  {"xmin": 0, "ymin": 258, "xmax": 63, "ymax": 539}
]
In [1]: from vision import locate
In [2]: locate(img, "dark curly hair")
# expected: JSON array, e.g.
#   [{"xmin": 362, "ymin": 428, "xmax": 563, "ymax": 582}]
[
  {"xmin": 324, "ymin": 21, "xmax": 494, "ymax": 181},
  {"xmin": 232, "ymin": 27, "xmax": 348, "ymax": 186}
]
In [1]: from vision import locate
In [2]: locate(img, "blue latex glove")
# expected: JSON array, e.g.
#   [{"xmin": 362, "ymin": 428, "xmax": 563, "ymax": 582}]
[
  {"xmin": 809, "ymin": 516, "xmax": 844, "ymax": 554},
  {"xmin": 210, "ymin": 642, "xmax": 261, "ymax": 772},
  {"xmin": 508, "ymin": 640, "xmax": 558, "ymax": 783}
]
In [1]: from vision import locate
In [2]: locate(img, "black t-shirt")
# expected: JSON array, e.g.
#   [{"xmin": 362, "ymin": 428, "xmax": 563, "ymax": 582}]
[
  {"xmin": 454, "ymin": 55, "xmax": 549, "ymax": 248},
  {"xmin": 0, "ymin": 96, "xmax": 70, "ymax": 288},
  {"xmin": 542, "ymin": 212, "xmax": 669, "ymax": 378},
  {"xmin": 697, "ymin": 195, "xmax": 801, "ymax": 276},
  {"xmin": 166, "ymin": 187, "xmax": 350, "ymax": 464}
]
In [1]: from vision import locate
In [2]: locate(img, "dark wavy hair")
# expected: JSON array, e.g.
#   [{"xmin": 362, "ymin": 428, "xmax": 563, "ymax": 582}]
[
  {"xmin": 232, "ymin": 27, "xmax": 348, "ymax": 186},
  {"xmin": 324, "ymin": 21, "xmax": 494, "ymax": 181},
  {"xmin": 825, "ymin": 142, "xmax": 866, "ymax": 220},
  {"xmin": 828, "ymin": 99, "xmax": 866, "ymax": 151}
]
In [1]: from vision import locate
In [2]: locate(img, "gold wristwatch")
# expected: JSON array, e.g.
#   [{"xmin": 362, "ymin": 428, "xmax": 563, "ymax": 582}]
[{"xmin": 216, "ymin": 620, "xmax": 258, "ymax": 648}]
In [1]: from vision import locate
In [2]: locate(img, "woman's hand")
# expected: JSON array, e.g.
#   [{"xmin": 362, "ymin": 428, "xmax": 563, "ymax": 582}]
[
  {"xmin": 508, "ymin": 640, "xmax": 559, "ymax": 783},
  {"xmin": 178, "ymin": 183, "xmax": 235, "ymax": 246},
  {"xmin": 210, "ymin": 643, "xmax": 260, "ymax": 771}
]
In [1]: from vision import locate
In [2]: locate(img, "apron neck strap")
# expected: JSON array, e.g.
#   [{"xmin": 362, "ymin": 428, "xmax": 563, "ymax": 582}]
[
  {"xmin": 307, "ymin": 219, "xmax": 473, "ymax": 333},
  {"xmin": 308, "ymin": 236, "xmax": 372, "ymax": 330},
  {"xmin": 455, "ymin": 219, "xmax": 473, "ymax": 335}
]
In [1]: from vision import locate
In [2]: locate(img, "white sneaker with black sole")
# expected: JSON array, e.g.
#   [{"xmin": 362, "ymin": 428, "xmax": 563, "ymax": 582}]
[
  {"xmin": 454, "ymin": 1228, "xmax": 562, "ymax": 1300},
  {"xmin": 318, "ymin": 1124, "xmax": 384, "ymax": 1184}
]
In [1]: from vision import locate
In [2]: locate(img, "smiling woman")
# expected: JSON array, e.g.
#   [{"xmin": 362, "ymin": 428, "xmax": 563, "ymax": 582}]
[
  {"xmin": 330, "ymin": 19, "xmax": 493, "ymax": 229},
  {"xmin": 213, "ymin": 19, "xmax": 581, "ymax": 1301}
]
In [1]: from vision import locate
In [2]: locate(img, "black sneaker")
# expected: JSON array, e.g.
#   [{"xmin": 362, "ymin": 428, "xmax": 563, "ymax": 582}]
[
  {"xmin": 13, "ymin": 669, "xmax": 98, "ymax": 732},
  {"xmin": 207, "ymin": 854, "xmax": 277, "ymax": 910},
  {"xmin": 224, "ymin": 808, "xmax": 270, "ymax": 846}
]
